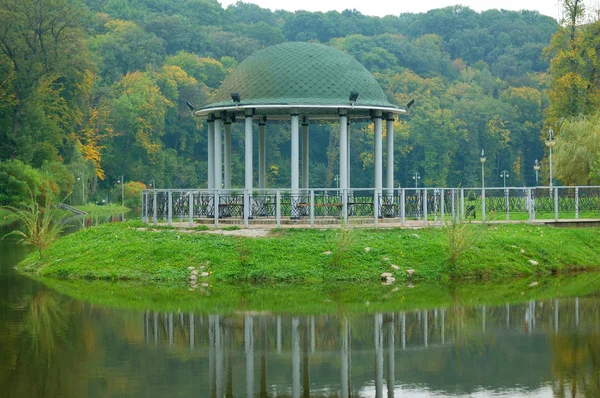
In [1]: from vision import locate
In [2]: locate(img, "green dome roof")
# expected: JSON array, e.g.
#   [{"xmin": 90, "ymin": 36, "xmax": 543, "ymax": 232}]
[{"xmin": 198, "ymin": 42, "xmax": 399, "ymax": 113}]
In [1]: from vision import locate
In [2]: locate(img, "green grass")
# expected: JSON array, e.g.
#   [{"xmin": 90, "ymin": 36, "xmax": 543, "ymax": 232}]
[
  {"xmin": 17, "ymin": 221, "xmax": 600, "ymax": 283},
  {"xmin": 75, "ymin": 203, "xmax": 129, "ymax": 216},
  {"xmin": 35, "ymin": 273, "xmax": 600, "ymax": 315}
]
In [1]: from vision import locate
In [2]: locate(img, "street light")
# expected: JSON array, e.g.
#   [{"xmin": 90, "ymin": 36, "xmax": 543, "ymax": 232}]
[
  {"xmin": 117, "ymin": 175, "xmax": 124, "ymax": 207},
  {"xmin": 545, "ymin": 128, "xmax": 556, "ymax": 190},
  {"xmin": 500, "ymin": 170, "xmax": 509, "ymax": 189},
  {"xmin": 480, "ymin": 149, "xmax": 486, "ymax": 188},
  {"xmin": 412, "ymin": 172, "xmax": 420, "ymax": 189},
  {"xmin": 533, "ymin": 159, "xmax": 540, "ymax": 184},
  {"xmin": 76, "ymin": 172, "xmax": 85, "ymax": 205}
]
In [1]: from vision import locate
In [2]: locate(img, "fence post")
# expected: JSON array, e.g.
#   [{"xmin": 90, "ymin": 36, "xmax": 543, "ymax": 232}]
[
  {"xmin": 440, "ymin": 189, "xmax": 445, "ymax": 225},
  {"xmin": 401, "ymin": 189, "xmax": 406, "ymax": 227},
  {"xmin": 505, "ymin": 188, "xmax": 510, "ymax": 222},
  {"xmin": 373, "ymin": 190, "xmax": 379, "ymax": 226},
  {"xmin": 153, "ymin": 190, "xmax": 157, "ymax": 224},
  {"xmin": 168, "ymin": 190, "xmax": 172, "ymax": 226},
  {"xmin": 214, "ymin": 191, "xmax": 219, "ymax": 227},
  {"xmin": 142, "ymin": 191, "xmax": 147, "ymax": 223},
  {"xmin": 243, "ymin": 190, "xmax": 249, "ymax": 228},
  {"xmin": 554, "ymin": 187, "xmax": 559, "ymax": 222},
  {"xmin": 532, "ymin": 188, "xmax": 536, "ymax": 221},
  {"xmin": 423, "ymin": 189, "xmax": 428, "ymax": 227},
  {"xmin": 276, "ymin": 191, "xmax": 281, "ymax": 228},
  {"xmin": 460, "ymin": 189, "xmax": 465, "ymax": 221},
  {"xmin": 310, "ymin": 190, "xmax": 315, "ymax": 227},
  {"xmin": 575, "ymin": 187, "xmax": 579, "ymax": 220},
  {"xmin": 188, "ymin": 191, "xmax": 193, "ymax": 228},
  {"xmin": 481, "ymin": 188, "xmax": 486, "ymax": 223},
  {"xmin": 527, "ymin": 188, "xmax": 533, "ymax": 222}
]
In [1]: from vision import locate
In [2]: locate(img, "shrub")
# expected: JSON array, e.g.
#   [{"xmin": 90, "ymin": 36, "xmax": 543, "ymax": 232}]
[{"xmin": 0, "ymin": 160, "xmax": 60, "ymax": 207}]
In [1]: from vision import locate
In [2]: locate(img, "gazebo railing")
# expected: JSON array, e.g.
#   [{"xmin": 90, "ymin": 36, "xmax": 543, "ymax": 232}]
[{"xmin": 141, "ymin": 186, "xmax": 600, "ymax": 226}]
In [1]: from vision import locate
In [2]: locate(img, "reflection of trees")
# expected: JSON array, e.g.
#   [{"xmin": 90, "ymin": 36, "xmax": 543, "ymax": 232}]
[
  {"xmin": 0, "ymin": 287, "xmax": 96, "ymax": 397},
  {"xmin": 549, "ymin": 298, "xmax": 600, "ymax": 398}
]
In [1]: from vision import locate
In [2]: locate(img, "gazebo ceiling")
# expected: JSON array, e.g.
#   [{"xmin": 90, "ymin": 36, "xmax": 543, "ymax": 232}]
[{"xmin": 194, "ymin": 42, "xmax": 404, "ymax": 118}]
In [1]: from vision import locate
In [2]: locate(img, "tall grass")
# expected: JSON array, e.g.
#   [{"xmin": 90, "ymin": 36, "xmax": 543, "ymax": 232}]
[
  {"xmin": 444, "ymin": 220, "xmax": 477, "ymax": 275},
  {"xmin": 3, "ymin": 191, "xmax": 65, "ymax": 258},
  {"xmin": 329, "ymin": 222, "xmax": 355, "ymax": 268}
]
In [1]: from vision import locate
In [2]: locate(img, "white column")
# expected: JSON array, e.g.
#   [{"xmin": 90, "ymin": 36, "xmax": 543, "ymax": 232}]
[
  {"xmin": 339, "ymin": 112, "xmax": 348, "ymax": 193},
  {"xmin": 386, "ymin": 115, "xmax": 394, "ymax": 196},
  {"xmin": 245, "ymin": 110, "xmax": 253, "ymax": 191},
  {"xmin": 245, "ymin": 315, "xmax": 254, "ymax": 398},
  {"xmin": 292, "ymin": 317, "xmax": 300, "ymax": 398},
  {"xmin": 302, "ymin": 116, "xmax": 309, "ymax": 190},
  {"xmin": 291, "ymin": 111, "xmax": 300, "ymax": 197},
  {"xmin": 208, "ymin": 116, "xmax": 215, "ymax": 190},
  {"xmin": 224, "ymin": 118, "xmax": 232, "ymax": 190},
  {"xmin": 259, "ymin": 117, "xmax": 267, "ymax": 190},
  {"xmin": 374, "ymin": 111, "xmax": 383, "ymax": 192},
  {"xmin": 214, "ymin": 116, "xmax": 223, "ymax": 190},
  {"xmin": 347, "ymin": 120, "xmax": 351, "ymax": 190}
]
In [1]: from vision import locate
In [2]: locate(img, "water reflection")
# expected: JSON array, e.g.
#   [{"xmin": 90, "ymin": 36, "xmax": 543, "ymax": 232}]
[{"xmin": 125, "ymin": 298, "xmax": 600, "ymax": 397}]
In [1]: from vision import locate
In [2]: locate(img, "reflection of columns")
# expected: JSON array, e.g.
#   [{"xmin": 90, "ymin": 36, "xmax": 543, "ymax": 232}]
[
  {"xmin": 401, "ymin": 312, "xmax": 406, "ymax": 349},
  {"xmin": 144, "ymin": 311, "xmax": 149, "ymax": 342},
  {"xmin": 482, "ymin": 305, "xmax": 486, "ymax": 334},
  {"xmin": 224, "ymin": 118, "xmax": 232, "ymax": 190},
  {"xmin": 303, "ymin": 317, "xmax": 310, "ymax": 398},
  {"xmin": 310, "ymin": 316, "xmax": 315, "ymax": 354},
  {"xmin": 225, "ymin": 322, "xmax": 233, "ymax": 398},
  {"xmin": 374, "ymin": 111, "xmax": 383, "ymax": 193},
  {"xmin": 341, "ymin": 318, "xmax": 350, "ymax": 398},
  {"xmin": 260, "ymin": 316, "xmax": 267, "ymax": 398},
  {"xmin": 214, "ymin": 117, "xmax": 223, "ymax": 190},
  {"xmin": 387, "ymin": 314, "xmax": 395, "ymax": 398},
  {"xmin": 245, "ymin": 110, "xmax": 253, "ymax": 192},
  {"xmin": 554, "ymin": 299, "xmax": 559, "ymax": 333},
  {"xmin": 302, "ymin": 117, "xmax": 309, "ymax": 190},
  {"xmin": 506, "ymin": 303, "xmax": 510, "ymax": 329},
  {"xmin": 245, "ymin": 315, "xmax": 254, "ymax": 398},
  {"xmin": 292, "ymin": 317, "xmax": 300, "ymax": 398},
  {"xmin": 291, "ymin": 111, "xmax": 300, "ymax": 197},
  {"xmin": 575, "ymin": 297, "xmax": 579, "ymax": 327},
  {"xmin": 154, "ymin": 312, "xmax": 158, "ymax": 346},
  {"xmin": 277, "ymin": 316, "xmax": 282, "ymax": 354},
  {"xmin": 424, "ymin": 310, "xmax": 428, "ymax": 347},
  {"xmin": 190, "ymin": 313, "xmax": 194, "ymax": 350},
  {"xmin": 375, "ymin": 314, "xmax": 384, "ymax": 398},
  {"xmin": 208, "ymin": 116, "xmax": 215, "ymax": 190},
  {"xmin": 441, "ymin": 309, "xmax": 445, "ymax": 344},
  {"xmin": 216, "ymin": 315, "xmax": 223, "ymax": 398},
  {"xmin": 169, "ymin": 312, "xmax": 174, "ymax": 347},
  {"xmin": 209, "ymin": 315, "xmax": 216, "ymax": 398},
  {"xmin": 386, "ymin": 115, "xmax": 394, "ymax": 196},
  {"xmin": 259, "ymin": 117, "xmax": 267, "ymax": 190}
]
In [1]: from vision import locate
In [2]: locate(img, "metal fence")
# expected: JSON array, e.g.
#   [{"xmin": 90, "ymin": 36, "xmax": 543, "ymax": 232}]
[{"xmin": 141, "ymin": 186, "xmax": 600, "ymax": 227}]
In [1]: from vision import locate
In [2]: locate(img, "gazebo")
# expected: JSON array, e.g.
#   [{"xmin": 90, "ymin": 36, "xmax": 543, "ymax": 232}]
[{"xmin": 191, "ymin": 42, "xmax": 405, "ymax": 221}]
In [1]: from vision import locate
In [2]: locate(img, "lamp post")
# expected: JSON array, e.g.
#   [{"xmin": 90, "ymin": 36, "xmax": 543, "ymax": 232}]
[
  {"xmin": 76, "ymin": 173, "xmax": 85, "ymax": 205},
  {"xmin": 412, "ymin": 172, "xmax": 420, "ymax": 189},
  {"xmin": 533, "ymin": 159, "xmax": 540, "ymax": 185},
  {"xmin": 545, "ymin": 129, "xmax": 556, "ymax": 190},
  {"xmin": 334, "ymin": 174, "xmax": 339, "ymax": 190},
  {"xmin": 500, "ymin": 170, "xmax": 509, "ymax": 189},
  {"xmin": 480, "ymin": 149, "xmax": 486, "ymax": 222},
  {"xmin": 117, "ymin": 175, "xmax": 124, "ymax": 207}
]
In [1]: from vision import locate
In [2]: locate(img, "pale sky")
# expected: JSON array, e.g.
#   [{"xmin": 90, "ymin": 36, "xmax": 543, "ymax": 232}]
[{"xmin": 219, "ymin": 0, "xmax": 591, "ymax": 21}]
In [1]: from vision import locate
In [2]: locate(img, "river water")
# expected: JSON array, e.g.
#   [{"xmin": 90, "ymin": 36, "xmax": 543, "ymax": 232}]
[{"xmin": 0, "ymin": 217, "xmax": 599, "ymax": 397}]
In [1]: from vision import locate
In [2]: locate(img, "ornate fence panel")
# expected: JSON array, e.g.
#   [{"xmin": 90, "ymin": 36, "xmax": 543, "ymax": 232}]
[
  {"xmin": 348, "ymin": 189, "xmax": 374, "ymax": 218},
  {"xmin": 251, "ymin": 192, "xmax": 277, "ymax": 218},
  {"xmin": 218, "ymin": 192, "xmax": 244, "ymax": 219},
  {"xmin": 193, "ymin": 192, "xmax": 214, "ymax": 218},
  {"xmin": 578, "ymin": 188, "xmax": 600, "ymax": 218},
  {"xmin": 404, "ymin": 189, "xmax": 423, "ymax": 219}
]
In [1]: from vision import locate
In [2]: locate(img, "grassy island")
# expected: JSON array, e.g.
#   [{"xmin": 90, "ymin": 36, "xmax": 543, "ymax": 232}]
[{"xmin": 17, "ymin": 221, "xmax": 600, "ymax": 283}]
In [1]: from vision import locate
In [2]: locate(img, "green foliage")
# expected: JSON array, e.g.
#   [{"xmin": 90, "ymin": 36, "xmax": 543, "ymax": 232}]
[
  {"xmin": 3, "ymin": 192, "xmax": 65, "ymax": 258},
  {"xmin": 0, "ymin": 160, "xmax": 62, "ymax": 207},
  {"xmin": 555, "ymin": 113, "xmax": 600, "ymax": 185},
  {"xmin": 444, "ymin": 220, "xmax": 477, "ymax": 275}
]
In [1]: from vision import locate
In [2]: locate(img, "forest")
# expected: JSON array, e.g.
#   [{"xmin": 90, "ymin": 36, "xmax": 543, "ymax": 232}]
[{"xmin": 0, "ymin": 0, "xmax": 599, "ymax": 206}]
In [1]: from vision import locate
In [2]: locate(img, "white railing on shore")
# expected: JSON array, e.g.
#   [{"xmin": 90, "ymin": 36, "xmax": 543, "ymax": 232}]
[{"xmin": 140, "ymin": 186, "xmax": 600, "ymax": 227}]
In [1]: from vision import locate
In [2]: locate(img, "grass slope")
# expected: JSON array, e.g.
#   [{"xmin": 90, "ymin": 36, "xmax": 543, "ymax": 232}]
[{"xmin": 18, "ymin": 221, "xmax": 600, "ymax": 283}]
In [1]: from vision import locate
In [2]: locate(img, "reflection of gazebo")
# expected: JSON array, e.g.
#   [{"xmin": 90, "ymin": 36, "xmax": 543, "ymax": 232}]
[{"xmin": 192, "ymin": 42, "xmax": 405, "ymax": 219}]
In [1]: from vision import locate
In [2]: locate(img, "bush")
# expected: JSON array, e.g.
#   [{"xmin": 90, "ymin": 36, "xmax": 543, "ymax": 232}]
[
  {"xmin": 0, "ymin": 160, "xmax": 60, "ymax": 207},
  {"xmin": 123, "ymin": 181, "xmax": 146, "ymax": 208}
]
